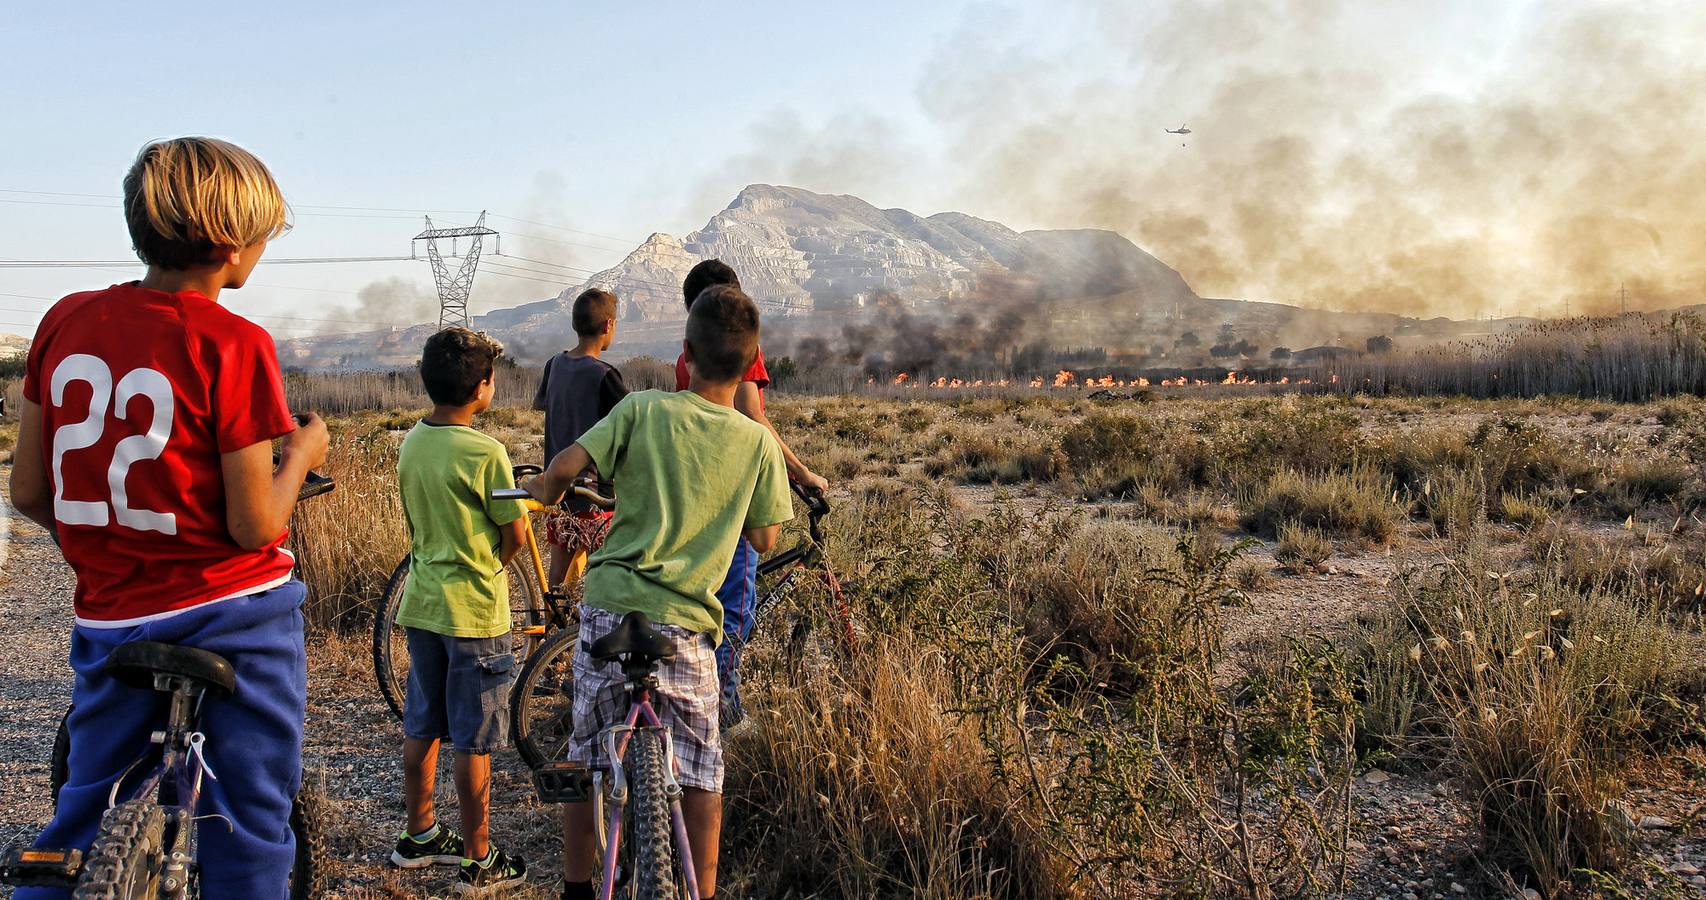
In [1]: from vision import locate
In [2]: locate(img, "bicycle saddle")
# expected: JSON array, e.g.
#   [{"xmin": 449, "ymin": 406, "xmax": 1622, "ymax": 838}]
[
  {"xmin": 589, "ymin": 612, "xmax": 677, "ymax": 666},
  {"xmin": 105, "ymin": 642, "xmax": 238, "ymax": 698}
]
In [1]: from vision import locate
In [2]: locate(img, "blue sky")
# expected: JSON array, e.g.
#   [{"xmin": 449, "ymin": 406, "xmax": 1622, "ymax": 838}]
[
  {"xmin": 4, "ymin": 1, "xmax": 1699, "ymax": 331},
  {"xmin": 0, "ymin": 1, "xmax": 1001, "ymax": 335}
]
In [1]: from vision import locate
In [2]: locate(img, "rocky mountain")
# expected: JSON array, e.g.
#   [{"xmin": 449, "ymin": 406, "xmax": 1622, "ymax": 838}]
[{"xmin": 464, "ymin": 184, "xmax": 1199, "ymax": 356}]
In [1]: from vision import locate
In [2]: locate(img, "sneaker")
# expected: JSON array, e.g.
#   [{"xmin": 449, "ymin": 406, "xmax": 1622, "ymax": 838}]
[
  {"xmin": 389, "ymin": 823, "xmax": 465, "ymax": 868},
  {"xmin": 455, "ymin": 848, "xmax": 527, "ymax": 893}
]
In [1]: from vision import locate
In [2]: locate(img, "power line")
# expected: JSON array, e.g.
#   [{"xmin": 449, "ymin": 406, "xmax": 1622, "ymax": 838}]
[{"xmin": 0, "ymin": 255, "xmax": 411, "ymax": 268}]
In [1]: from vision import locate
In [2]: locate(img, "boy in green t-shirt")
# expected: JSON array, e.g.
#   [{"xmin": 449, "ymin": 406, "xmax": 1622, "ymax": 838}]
[
  {"xmin": 525, "ymin": 285, "xmax": 792, "ymax": 900},
  {"xmin": 391, "ymin": 327, "xmax": 530, "ymax": 891}
]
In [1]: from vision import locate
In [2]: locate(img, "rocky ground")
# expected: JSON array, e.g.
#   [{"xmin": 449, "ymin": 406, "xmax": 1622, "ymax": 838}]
[{"xmin": 2, "ymin": 474, "xmax": 1703, "ymax": 898}]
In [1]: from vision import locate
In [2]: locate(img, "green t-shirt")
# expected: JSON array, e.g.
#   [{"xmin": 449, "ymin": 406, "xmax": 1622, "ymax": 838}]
[
  {"xmin": 396, "ymin": 421, "xmax": 524, "ymax": 638},
  {"xmin": 578, "ymin": 390, "xmax": 793, "ymax": 644}
]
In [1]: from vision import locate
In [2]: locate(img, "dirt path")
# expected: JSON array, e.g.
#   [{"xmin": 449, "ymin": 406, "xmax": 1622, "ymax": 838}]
[{"xmin": 0, "ymin": 500, "xmax": 77, "ymax": 869}]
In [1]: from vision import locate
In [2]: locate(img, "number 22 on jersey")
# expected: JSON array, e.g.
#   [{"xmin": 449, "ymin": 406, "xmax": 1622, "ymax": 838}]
[{"xmin": 49, "ymin": 353, "xmax": 178, "ymax": 535}]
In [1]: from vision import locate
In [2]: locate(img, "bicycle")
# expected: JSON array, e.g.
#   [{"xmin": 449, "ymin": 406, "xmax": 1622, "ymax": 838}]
[
  {"xmin": 371, "ymin": 464, "xmax": 613, "ymax": 721},
  {"xmin": 505, "ymin": 482, "xmax": 854, "ymax": 783},
  {"xmin": 549, "ymin": 610, "xmax": 707, "ymax": 900},
  {"xmin": 1, "ymin": 468, "xmax": 337, "ymax": 898}
]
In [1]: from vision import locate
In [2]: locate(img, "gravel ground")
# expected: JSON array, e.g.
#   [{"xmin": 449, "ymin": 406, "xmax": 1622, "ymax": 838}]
[{"xmin": 0, "ymin": 504, "xmax": 77, "ymax": 880}]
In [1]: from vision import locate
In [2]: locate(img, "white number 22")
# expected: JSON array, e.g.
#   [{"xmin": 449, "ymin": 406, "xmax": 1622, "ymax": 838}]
[{"xmin": 48, "ymin": 355, "xmax": 178, "ymax": 535}]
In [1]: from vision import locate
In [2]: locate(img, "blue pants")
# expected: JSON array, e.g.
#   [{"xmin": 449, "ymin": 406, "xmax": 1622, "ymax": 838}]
[
  {"xmin": 714, "ymin": 538, "xmax": 759, "ymax": 720},
  {"xmin": 17, "ymin": 582, "xmax": 308, "ymax": 900}
]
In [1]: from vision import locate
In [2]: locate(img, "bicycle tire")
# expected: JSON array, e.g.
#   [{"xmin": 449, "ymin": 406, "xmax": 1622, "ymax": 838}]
[
  {"xmin": 627, "ymin": 729, "xmax": 680, "ymax": 900},
  {"xmin": 509, "ymin": 626, "xmax": 577, "ymax": 770},
  {"xmin": 73, "ymin": 799, "xmax": 167, "ymax": 899},
  {"xmin": 50, "ymin": 705, "xmax": 70, "ymax": 809},
  {"xmin": 288, "ymin": 784, "xmax": 327, "ymax": 900},
  {"xmin": 373, "ymin": 554, "xmax": 546, "ymax": 721}
]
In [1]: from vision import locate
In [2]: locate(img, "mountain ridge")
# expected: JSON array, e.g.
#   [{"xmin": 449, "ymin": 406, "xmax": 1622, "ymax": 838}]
[{"xmin": 277, "ymin": 185, "xmax": 1545, "ymax": 369}]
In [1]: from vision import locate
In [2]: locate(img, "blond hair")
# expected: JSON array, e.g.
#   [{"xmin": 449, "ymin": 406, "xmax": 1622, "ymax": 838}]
[{"xmin": 122, "ymin": 137, "xmax": 291, "ymax": 270}]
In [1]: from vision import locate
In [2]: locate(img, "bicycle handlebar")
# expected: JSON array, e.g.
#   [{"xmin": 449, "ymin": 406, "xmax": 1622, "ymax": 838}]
[
  {"xmin": 492, "ymin": 479, "xmax": 829, "ymax": 540},
  {"xmin": 274, "ymin": 450, "xmax": 335, "ymax": 502}
]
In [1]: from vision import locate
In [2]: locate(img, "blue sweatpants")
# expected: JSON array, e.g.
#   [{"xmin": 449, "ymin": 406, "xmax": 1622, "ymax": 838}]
[
  {"xmin": 714, "ymin": 538, "xmax": 760, "ymax": 719},
  {"xmin": 17, "ymin": 581, "xmax": 307, "ymax": 900}
]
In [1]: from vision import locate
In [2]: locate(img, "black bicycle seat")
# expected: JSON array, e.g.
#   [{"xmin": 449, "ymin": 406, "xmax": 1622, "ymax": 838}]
[
  {"xmin": 105, "ymin": 642, "xmax": 237, "ymax": 698},
  {"xmin": 589, "ymin": 612, "xmax": 677, "ymax": 666}
]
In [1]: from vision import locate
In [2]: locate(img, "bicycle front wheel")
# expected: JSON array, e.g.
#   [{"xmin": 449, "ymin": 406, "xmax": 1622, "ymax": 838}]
[
  {"xmin": 73, "ymin": 799, "xmax": 167, "ymax": 899},
  {"xmin": 373, "ymin": 554, "xmax": 547, "ymax": 721},
  {"xmin": 627, "ymin": 728, "xmax": 681, "ymax": 900},
  {"xmin": 510, "ymin": 625, "xmax": 577, "ymax": 770}
]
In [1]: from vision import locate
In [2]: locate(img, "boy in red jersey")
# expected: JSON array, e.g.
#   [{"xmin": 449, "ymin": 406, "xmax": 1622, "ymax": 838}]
[{"xmin": 8, "ymin": 137, "xmax": 328, "ymax": 899}]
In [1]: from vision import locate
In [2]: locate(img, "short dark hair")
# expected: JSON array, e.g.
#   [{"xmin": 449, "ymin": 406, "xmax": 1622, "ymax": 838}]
[
  {"xmin": 419, "ymin": 327, "xmax": 504, "ymax": 405},
  {"xmin": 684, "ymin": 284, "xmax": 760, "ymax": 383},
  {"xmin": 572, "ymin": 288, "xmax": 619, "ymax": 337},
  {"xmin": 683, "ymin": 258, "xmax": 740, "ymax": 310}
]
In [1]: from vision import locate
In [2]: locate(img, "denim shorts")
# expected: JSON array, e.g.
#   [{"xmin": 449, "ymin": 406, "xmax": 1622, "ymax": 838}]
[{"xmin": 402, "ymin": 628, "xmax": 514, "ymax": 754}]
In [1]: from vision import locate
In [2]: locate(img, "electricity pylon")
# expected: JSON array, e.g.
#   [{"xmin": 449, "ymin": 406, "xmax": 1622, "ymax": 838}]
[{"xmin": 413, "ymin": 212, "xmax": 500, "ymax": 330}]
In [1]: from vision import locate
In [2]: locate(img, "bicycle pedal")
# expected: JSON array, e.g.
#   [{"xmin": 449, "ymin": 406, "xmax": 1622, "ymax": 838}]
[
  {"xmin": 532, "ymin": 761, "xmax": 593, "ymax": 803},
  {"xmin": 0, "ymin": 846, "xmax": 83, "ymax": 887}
]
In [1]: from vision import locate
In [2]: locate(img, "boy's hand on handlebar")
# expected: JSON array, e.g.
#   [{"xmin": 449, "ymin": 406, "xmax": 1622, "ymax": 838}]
[
  {"xmin": 523, "ymin": 474, "xmax": 565, "ymax": 506},
  {"xmin": 795, "ymin": 469, "xmax": 829, "ymax": 494},
  {"xmin": 283, "ymin": 412, "xmax": 329, "ymax": 470}
]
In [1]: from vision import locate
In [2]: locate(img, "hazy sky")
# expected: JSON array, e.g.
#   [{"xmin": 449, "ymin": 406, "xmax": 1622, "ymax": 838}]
[{"xmin": 3, "ymin": 0, "xmax": 1699, "ymax": 335}]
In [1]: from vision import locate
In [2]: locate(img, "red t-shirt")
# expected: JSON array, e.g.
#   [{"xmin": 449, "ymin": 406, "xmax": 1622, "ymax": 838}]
[
  {"xmin": 23, "ymin": 283, "xmax": 299, "ymax": 626},
  {"xmin": 674, "ymin": 347, "xmax": 769, "ymax": 409}
]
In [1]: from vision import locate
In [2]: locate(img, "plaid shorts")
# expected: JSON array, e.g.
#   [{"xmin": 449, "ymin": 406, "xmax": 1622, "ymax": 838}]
[
  {"xmin": 567, "ymin": 606, "xmax": 723, "ymax": 792},
  {"xmin": 545, "ymin": 508, "xmax": 613, "ymax": 552}
]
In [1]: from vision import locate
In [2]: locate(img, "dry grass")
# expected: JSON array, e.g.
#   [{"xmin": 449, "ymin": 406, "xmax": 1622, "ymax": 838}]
[
  {"xmin": 255, "ymin": 384, "xmax": 1706, "ymax": 896},
  {"xmin": 726, "ymin": 636, "xmax": 1070, "ymax": 899},
  {"xmin": 1239, "ymin": 467, "xmax": 1401, "ymax": 544},
  {"xmin": 1274, "ymin": 523, "xmax": 1333, "ymax": 574},
  {"xmin": 1313, "ymin": 313, "xmax": 1706, "ymax": 401},
  {"xmin": 1357, "ymin": 546, "xmax": 1705, "ymax": 893}
]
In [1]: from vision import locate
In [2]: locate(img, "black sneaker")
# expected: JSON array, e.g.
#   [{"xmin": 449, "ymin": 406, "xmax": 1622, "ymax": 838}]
[
  {"xmin": 456, "ymin": 848, "xmax": 527, "ymax": 893},
  {"xmin": 389, "ymin": 824, "xmax": 465, "ymax": 868}
]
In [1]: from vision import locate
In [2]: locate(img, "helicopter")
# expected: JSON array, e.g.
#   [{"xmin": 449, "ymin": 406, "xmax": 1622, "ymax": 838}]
[{"xmin": 1165, "ymin": 123, "xmax": 1192, "ymax": 135}]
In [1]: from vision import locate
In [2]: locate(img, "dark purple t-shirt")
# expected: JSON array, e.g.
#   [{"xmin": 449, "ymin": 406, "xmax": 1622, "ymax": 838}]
[{"xmin": 533, "ymin": 352, "xmax": 628, "ymax": 509}]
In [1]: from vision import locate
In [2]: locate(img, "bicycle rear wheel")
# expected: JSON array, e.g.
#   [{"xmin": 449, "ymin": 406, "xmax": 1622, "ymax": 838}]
[
  {"xmin": 289, "ymin": 784, "xmax": 327, "ymax": 900},
  {"xmin": 627, "ymin": 729, "xmax": 680, "ymax": 900},
  {"xmin": 509, "ymin": 625, "xmax": 577, "ymax": 770},
  {"xmin": 73, "ymin": 799, "xmax": 166, "ymax": 899},
  {"xmin": 373, "ymin": 554, "xmax": 547, "ymax": 721}
]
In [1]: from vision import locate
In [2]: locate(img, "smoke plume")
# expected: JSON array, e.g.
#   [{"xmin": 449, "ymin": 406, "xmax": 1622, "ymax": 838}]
[
  {"xmin": 701, "ymin": 1, "xmax": 1706, "ymax": 320},
  {"xmin": 926, "ymin": 0, "xmax": 1706, "ymax": 317},
  {"xmin": 320, "ymin": 276, "xmax": 438, "ymax": 333}
]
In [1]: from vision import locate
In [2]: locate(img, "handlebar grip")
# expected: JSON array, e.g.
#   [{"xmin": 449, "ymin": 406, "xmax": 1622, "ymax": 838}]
[
  {"xmin": 297, "ymin": 472, "xmax": 335, "ymax": 502},
  {"xmin": 513, "ymin": 464, "xmax": 543, "ymax": 478},
  {"xmin": 790, "ymin": 481, "xmax": 831, "ymax": 517},
  {"xmin": 572, "ymin": 485, "xmax": 616, "ymax": 509},
  {"xmin": 491, "ymin": 488, "xmax": 533, "ymax": 501}
]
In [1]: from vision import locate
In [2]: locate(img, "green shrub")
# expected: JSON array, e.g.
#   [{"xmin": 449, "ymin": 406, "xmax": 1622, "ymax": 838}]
[
  {"xmin": 1239, "ymin": 467, "xmax": 1402, "ymax": 543},
  {"xmin": 1274, "ymin": 523, "xmax": 1332, "ymax": 573}
]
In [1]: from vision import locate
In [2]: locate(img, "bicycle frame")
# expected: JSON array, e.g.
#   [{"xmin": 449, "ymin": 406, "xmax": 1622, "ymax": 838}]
[
  {"xmin": 509, "ymin": 465, "xmax": 603, "ymax": 635},
  {"xmin": 592, "ymin": 687, "xmax": 703, "ymax": 900},
  {"xmin": 108, "ymin": 674, "xmax": 218, "ymax": 896}
]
